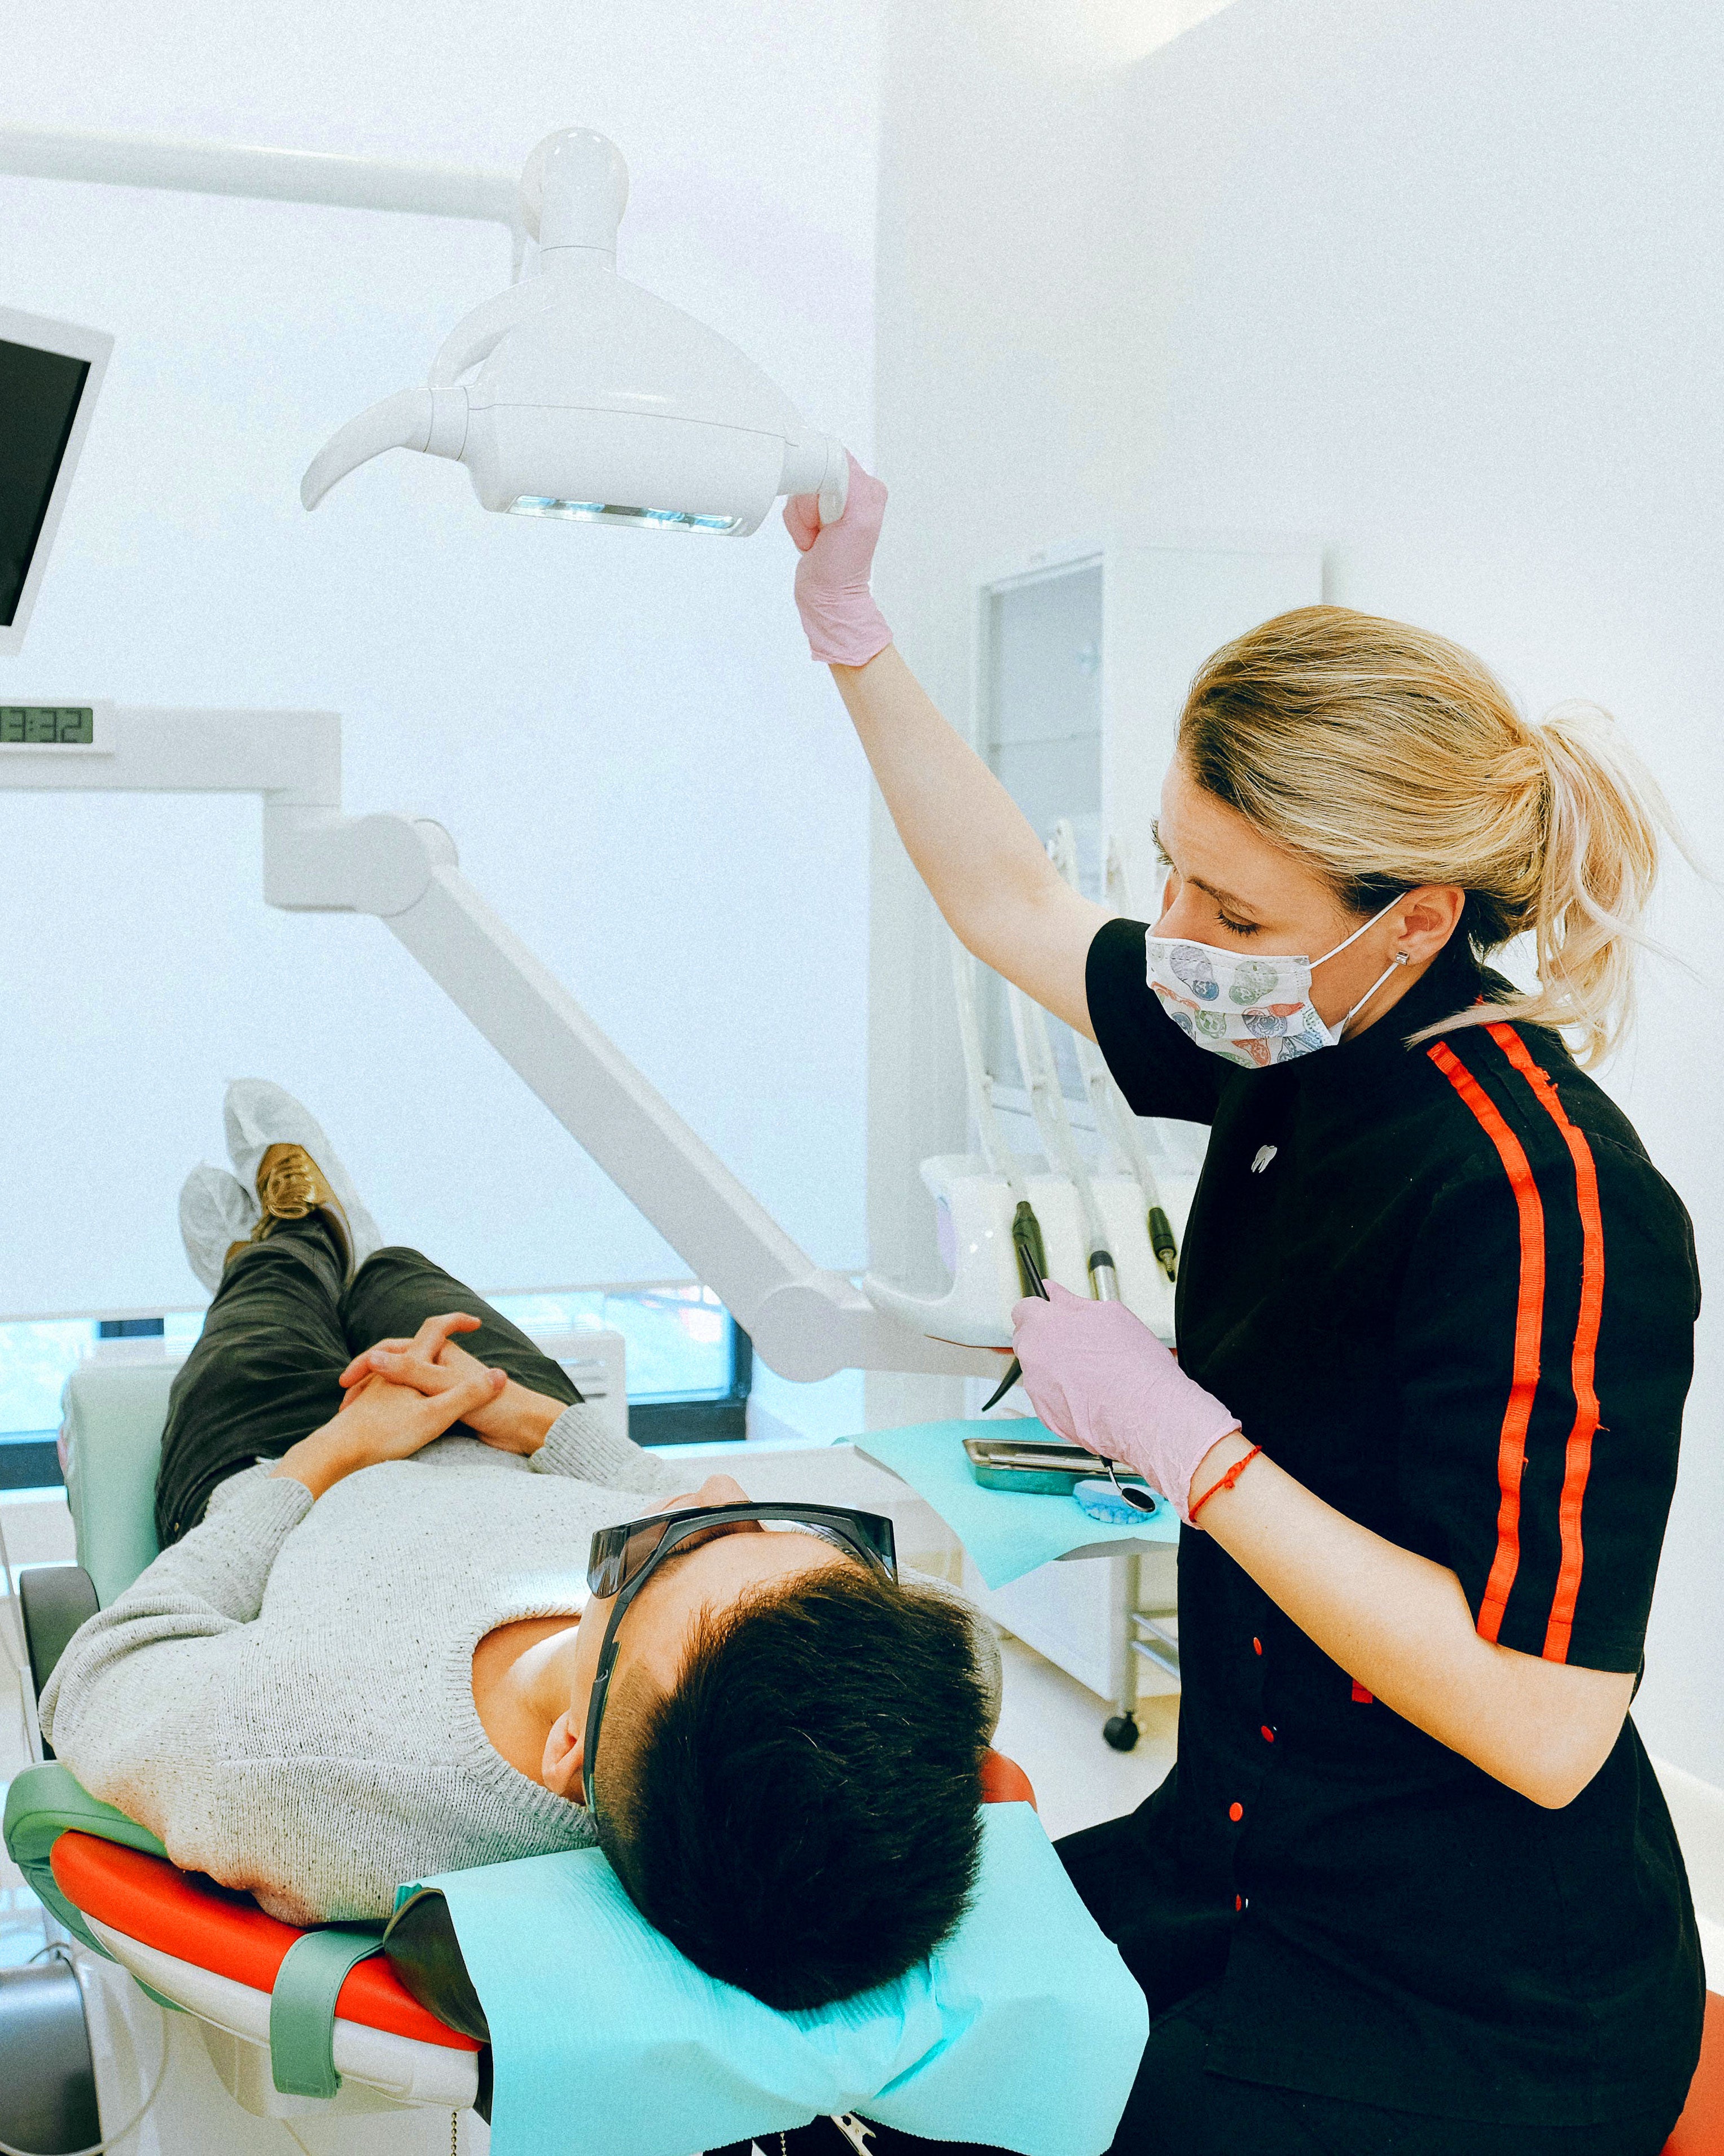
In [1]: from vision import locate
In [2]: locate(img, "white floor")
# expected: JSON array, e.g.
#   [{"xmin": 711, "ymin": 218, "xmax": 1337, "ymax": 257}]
[{"xmin": 992, "ymin": 1637, "xmax": 1175, "ymax": 1842}]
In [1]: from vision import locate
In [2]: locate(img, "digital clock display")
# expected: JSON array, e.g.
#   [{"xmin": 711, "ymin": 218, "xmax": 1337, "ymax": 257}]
[{"xmin": 0, "ymin": 705, "xmax": 94, "ymax": 744}]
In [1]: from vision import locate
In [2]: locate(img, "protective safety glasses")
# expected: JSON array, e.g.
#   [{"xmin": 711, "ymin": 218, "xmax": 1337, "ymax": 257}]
[{"xmin": 581, "ymin": 1502, "xmax": 897, "ymax": 1811}]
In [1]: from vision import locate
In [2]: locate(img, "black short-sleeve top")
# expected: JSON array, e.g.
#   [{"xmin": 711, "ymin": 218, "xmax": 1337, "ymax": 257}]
[{"xmin": 1074, "ymin": 918, "xmax": 1704, "ymax": 2128}]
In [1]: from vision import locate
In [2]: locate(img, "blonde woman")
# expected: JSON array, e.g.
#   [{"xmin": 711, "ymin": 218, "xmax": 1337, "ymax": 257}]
[{"xmin": 784, "ymin": 465, "xmax": 1703, "ymax": 2155}]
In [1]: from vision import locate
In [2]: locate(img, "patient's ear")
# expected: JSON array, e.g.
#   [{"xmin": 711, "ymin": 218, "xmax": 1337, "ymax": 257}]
[{"xmin": 543, "ymin": 1709, "xmax": 584, "ymax": 1799}]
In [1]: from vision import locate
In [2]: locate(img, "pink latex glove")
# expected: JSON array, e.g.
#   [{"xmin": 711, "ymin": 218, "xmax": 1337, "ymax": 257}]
[
  {"xmin": 782, "ymin": 452, "xmax": 893, "ymax": 666},
  {"xmin": 1011, "ymin": 1282, "xmax": 1243, "ymax": 1523}
]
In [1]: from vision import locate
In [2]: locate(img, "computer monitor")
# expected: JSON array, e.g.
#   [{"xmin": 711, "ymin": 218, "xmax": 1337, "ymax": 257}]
[{"xmin": 0, "ymin": 308, "xmax": 112, "ymax": 656}]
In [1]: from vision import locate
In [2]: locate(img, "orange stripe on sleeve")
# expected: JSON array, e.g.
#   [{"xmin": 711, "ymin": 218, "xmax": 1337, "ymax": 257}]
[
  {"xmin": 1427, "ymin": 1041, "xmax": 1546, "ymax": 1644},
  {"xmin": 1486, "ymin": 1027, "xmax": 1604, "ymax": 1663}
]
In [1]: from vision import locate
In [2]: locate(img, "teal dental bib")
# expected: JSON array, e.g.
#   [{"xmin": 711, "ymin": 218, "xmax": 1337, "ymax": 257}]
[{"xmin": 402, "ymin": 1802, "xmax": 1147, "ymax": 2156}]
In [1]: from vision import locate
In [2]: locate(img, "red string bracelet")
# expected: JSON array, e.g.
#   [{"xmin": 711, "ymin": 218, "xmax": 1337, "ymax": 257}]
[{"xmin": 1188, "ymin": 1443, "xmax": 1263, "ymax": 1524}]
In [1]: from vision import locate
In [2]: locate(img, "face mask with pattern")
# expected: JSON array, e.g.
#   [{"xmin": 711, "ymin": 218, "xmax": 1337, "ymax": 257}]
[{"xmin": 1144, "ymin": 900, "xmax": 1408, "ymax": 1070}]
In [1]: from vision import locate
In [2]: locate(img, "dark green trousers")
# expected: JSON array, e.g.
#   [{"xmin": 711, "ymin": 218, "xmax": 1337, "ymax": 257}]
[{"xmin": 153, "ymin": 1219, "xmax": 578, "ymax": 1547}]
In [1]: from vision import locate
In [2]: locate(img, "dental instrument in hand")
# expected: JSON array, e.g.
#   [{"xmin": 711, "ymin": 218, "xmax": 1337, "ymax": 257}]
[
  {"xmin": 980, "ymin": 1234, "xmax": 1048, "ymax": 1412},
  {"xmin": 980, "ymin": 1250, "xmax": 1165, "ymax": 1512}
]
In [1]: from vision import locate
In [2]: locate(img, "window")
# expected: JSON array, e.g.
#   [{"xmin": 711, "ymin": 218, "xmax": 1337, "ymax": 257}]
[
  {"xmin": 490, "ymin": 1283, "xmax": 752, "ymax": 1445},
  {"xmin": 0, "ymin": 1319, "xmax": 93, "ymax": 1491},
  {"xmin": 0, "ymin": 1281, "xmax": 753, "ymax": 1490}
]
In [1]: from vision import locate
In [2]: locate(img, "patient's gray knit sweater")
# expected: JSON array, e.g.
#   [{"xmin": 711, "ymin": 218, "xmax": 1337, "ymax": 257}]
[
  {"xmin": 41, "ymin": 1414, "xmax": 999, "ymax": 1927},
  {"xmin": 40, "ymin": 1409, "xmax": 680, "ymax": 1925}
]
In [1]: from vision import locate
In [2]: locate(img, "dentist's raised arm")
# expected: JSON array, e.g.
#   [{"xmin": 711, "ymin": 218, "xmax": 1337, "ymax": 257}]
[{"xmin": 784, "ymin": 458, "xmax": 1105, "ymax": 1038}]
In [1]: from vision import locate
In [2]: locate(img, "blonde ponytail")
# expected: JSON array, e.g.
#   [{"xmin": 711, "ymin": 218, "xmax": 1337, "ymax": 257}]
[
  {"xmin": 1512, "ymin": 703, "xmax": 1669, "ymax": 1064},
  {"xmin": 1175, "ymin": 606, "xmax": 1687, "ymax": 1067}
]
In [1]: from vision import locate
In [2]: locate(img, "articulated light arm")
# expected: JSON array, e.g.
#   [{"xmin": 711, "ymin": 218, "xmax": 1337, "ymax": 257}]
[
  {"xmin": 0, "ymin": 709, "xmax": 987, "ymax": 1383},
  {"xmin": 0, "ymin": 125, "xmax": 517, "ymax": 231},
  {"xmin": 380, "ymin": 860, "xmax": 932, "ymax": 1380},
  {"xmin": 313, "ymin": 830, "xmax": 986, "ymax": 1379}
]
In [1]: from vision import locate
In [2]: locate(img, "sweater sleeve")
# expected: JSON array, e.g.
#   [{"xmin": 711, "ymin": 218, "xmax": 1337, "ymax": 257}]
[
  {"xmin": 530, "ymin": 1399, "xmax": 681, "ymax": 1499},
  {"xmin": 39, "ymin": 1474, "xmax": 312, "ymax": 1827}
]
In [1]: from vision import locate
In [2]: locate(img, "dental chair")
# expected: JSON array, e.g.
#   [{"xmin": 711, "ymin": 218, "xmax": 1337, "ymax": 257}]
[
  {"xmin": 2, "ymin": 1362, "xmax": 1060, "ymax": 2156},
  {"xmin": 32, "ymin": 1370, "xmax": 1712, "ymax": 2156}
]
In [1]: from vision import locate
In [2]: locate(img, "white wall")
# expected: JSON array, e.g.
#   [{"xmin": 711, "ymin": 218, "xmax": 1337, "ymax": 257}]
[
  {"xmin": 0, "ymin": 0, "xmax": 880, "ymax": 1322},
  {"xmin": 873, "ymin": 0, "xmax": 1724, "ymax": 1780}
]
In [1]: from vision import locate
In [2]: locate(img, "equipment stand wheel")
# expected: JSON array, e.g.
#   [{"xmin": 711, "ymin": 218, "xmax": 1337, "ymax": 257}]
[{"xmin": 1105, "ymin": 1554, "xmax": 1143, "ymax": 1753}]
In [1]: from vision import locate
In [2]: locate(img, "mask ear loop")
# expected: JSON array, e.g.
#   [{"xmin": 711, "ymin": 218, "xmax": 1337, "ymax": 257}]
[
  {"xmin": 1311, "ymin": 897, "xmax": 1412, "ymax": 1042},
  {"xmin": 1310, "ymin": 895, "xmax": 1405, "ymax": 969},
  {"xmin": 1334, "ymin": 948, "xmax": 1412, "ymax": 1040}
]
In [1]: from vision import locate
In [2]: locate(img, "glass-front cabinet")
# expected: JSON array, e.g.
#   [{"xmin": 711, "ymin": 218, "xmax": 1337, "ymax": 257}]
[
  {"xmin": 972, "ymin": 534, "xmax": 1323, "ymax": 1140},
  {"xmin": 979, "ymin": 554, "xmax": 1104, "ymax": 1105}
]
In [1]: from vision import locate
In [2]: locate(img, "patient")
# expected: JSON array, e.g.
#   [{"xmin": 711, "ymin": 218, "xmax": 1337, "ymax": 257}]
[{"xmin": 42, "ymin": 1083, "xmax": 999, "ymax": 2010}]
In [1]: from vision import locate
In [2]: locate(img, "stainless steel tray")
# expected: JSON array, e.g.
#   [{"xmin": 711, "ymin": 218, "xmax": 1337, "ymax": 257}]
[{"xmin": 962, "ymin": 1436, "xmax": 1146, "ymax": 1496}]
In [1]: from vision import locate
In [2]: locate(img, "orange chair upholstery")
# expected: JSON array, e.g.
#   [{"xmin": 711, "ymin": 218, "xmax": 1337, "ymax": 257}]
[
  {"xmin": 979, "ymin": 1750, "xmax": 1037, "ymax": 1809},
  {"xmin": 48, "ymin": 1747, "xmax": 1039, "ymax": 2057},
  {"xmin": 50, "ymin": 1833, "xmax": 477, "ymax": 2053},
  {"xmin": 1664, "ymin": 1991, "xmax": 1724, "ymax": 2156}
]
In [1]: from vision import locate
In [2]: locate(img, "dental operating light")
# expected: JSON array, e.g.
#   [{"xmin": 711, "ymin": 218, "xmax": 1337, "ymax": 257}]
[{"xmin": 301, "ymin": 128, "xmax": 848, "ymax": 536}]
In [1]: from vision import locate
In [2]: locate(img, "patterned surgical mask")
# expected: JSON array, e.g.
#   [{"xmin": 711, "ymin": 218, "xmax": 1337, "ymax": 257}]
[{"xmin": 1145, "ymin": 900, "xmax": 1409, "ymax": 1070}]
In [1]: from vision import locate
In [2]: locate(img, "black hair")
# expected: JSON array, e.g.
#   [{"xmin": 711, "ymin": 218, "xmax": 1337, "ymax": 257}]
[{"xmin": 592, "ymin": 1566, "xmax": 992, "ymax": 2009}]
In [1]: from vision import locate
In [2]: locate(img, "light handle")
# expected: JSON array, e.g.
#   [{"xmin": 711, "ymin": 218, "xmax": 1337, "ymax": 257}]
[
  {"xmin": 300, "ymin": 387, "xmax": 468, "ymax": 510},
  {"xmin": 779, "ymin": 432, "xmax": 849, "ymax": 525}
]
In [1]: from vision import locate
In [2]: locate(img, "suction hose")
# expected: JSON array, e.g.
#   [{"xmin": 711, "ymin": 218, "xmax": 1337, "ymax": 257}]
[
  {"xmin": 950, "ymin": 940, "xmax": 1047, "ymax": 1299},
  {"xmin": 300, "ymin": 386, "xmax": 470, "ymax": 509},
  {"xmin": 1052, "ymin": 821, "xmax": 1178, "ymax": 1283}
]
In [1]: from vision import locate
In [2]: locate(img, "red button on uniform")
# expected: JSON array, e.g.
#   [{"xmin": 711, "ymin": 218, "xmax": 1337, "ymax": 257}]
[
  {"xmin": 1229, "ymin": 1802, "xmax": 1244, "ymax": 1822},
  {"xmin": 1261, "ymin": 1724, "xmax": 1275, "ymax": 1743},
  {"xmin": 1252, "ymin": 1637, "xmax": 1262, "ymax": 1656}
]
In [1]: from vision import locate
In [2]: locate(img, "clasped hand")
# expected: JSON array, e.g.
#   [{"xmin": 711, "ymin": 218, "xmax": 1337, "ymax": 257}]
[
  {"xmin": 273, "ymin": 1314, "xmax": 565, "ymax": 1500},
  {"xmin": 1011, "ymin": 1283, "xmax": 1242, "ymax": 1523},
  {"xmin": 337, "ymin": 1313, "xmax": 565, "ymax": 1457}
]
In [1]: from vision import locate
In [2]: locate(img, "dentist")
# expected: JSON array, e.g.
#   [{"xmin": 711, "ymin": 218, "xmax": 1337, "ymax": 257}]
[{"xmin": 784, "ymin": 465, "xmax": 1703, "ymax": 2155}]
